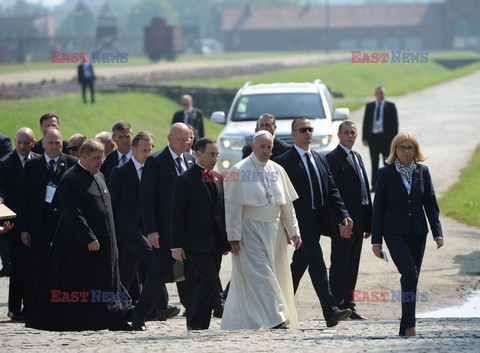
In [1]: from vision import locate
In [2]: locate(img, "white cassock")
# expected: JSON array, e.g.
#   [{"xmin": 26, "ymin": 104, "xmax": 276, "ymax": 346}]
[{"xmin": 221, "ymin": 154, "xmax": 300, "ymax": 330}]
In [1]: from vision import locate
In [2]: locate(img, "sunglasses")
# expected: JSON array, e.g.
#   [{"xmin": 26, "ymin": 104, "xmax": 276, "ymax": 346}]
[
  {"xmin": 67, "ymin": 146, "xmax": 80, "ymax": 152},
  {"xmin": 294, "ymin": 127, "xmax": 314, "ymax": 134}
]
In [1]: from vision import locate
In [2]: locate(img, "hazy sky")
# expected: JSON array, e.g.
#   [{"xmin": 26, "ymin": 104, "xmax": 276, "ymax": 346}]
[{"xmin": 25, "ymin": 0, "xmax": 65, "ymax": 7}]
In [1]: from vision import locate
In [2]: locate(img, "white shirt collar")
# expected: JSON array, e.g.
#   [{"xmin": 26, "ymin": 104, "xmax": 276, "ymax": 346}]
[
  {"xmin": 339, "ymin": 143, "xmax": 352, "ymax": 155},
  {"xmin": 117, "ymin": 149, "xmax": 132, "ymax": 161},
  {"xmin": 44, "ymin": 154, "xmax": 59, "ymax": 164},
  {"xmin": 168, "ymin": 146, "xmax": 184, "ymax": 161},
  {"xmin": 294, "ymin": 144, "xmax": 311, "ymax": 158},
  {"xmin": 131, "ymin": 156, "xmax": 143, "ymax": 171}
]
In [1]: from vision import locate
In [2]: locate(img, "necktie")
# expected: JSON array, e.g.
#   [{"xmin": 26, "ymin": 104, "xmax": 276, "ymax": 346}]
[
  {"xmin": 48, "ymin": 159, "xmax": 56, "ymax": 180},
  {"xmin": 375, "ymin": 103, "xmax": 381, "ymax": 121},
  {"xmin": 305, "ymin": 152, "xmax": 323, "ymax": 209},
  {"xmin": 120, "ymin": 154, "xmax": 127, "ymax": 165},
  {"xmin": 175, "ymin": 156, "xmax": 185, "ymax": 174},
  {"xmin": 187, "ymin": 112, "xmax": 194, "ymax": 125},
  {"xmin": 139, "ymin": 166, "xmax": 143, "ymax": 181},
  {"xmin": 350, "ymin": 151, "xmax": 369, "ymax": 204},
  {"xmin": 22, "ymin": 156, "xmax": 28, "ymax": 168}
]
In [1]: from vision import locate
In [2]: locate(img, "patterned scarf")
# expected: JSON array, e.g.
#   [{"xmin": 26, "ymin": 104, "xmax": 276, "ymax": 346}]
[{"xmin": 394, "ymin": 158, "xmax": 417, "ymax": 184}]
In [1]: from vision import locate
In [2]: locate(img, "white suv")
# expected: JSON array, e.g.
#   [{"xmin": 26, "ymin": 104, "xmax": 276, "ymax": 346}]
[{"xmin": 211, "ymin": 80, "xmax": 350, "ymax": 173}]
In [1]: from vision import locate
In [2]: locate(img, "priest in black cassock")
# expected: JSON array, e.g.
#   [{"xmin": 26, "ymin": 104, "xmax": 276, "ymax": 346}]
[{"xmin": 26, "ymin": 139, "xmax": 133, "ymax": 331}]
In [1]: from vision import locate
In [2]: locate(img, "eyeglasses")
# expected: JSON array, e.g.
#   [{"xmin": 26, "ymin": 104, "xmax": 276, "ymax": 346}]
[
  {"xmin": 293, "ymin": 127, "xmax": 314, "ymax": 134},
  {"xmin": 175, "ymin": 137, "xmax": 193, "ymax": 143},
  {"xmin": 397, "ymin": 146, "xmax": 415, "ymax": 152},
  {"xmin": 67, "ymin": 146, "xmax": 80, "ymax": 151}
]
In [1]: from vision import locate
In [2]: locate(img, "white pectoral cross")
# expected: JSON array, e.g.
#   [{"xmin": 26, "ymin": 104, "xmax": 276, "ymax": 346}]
[{"xmin": 266, "ymin": 190, "xmax": 273, "ymax": 205}]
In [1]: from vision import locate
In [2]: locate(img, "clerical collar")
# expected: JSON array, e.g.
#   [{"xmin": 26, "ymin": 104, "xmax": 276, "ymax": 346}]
[
  {"xmin": 294, "ymin": 144, "xmax": 311, "ymax": 157},
  {"xmin": 78, "ymin": 161, "xmax": 91, "ymax": 174},
  {"xmin": 44, "ymin": 154, "xmax": 59, "ymax": 164},
  {"xmin": 197, "ymin": 162, "xmax": 208, "ymax": 171},
  {"xmin": 131, "ymin": 156, "xmax": 143, "ymax": 171}
]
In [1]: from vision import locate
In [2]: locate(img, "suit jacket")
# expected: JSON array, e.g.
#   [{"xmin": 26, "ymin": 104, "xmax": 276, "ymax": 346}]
[
  {"xmin": 0, "ymin": 133, "xmax": 12, "ymax": 158},
  {"xmin": 171, "ymin": 108, "xmax": 204, "ymax": 140},
  {"xmin": 31, "ymin": 139, "xmax": 70, "ymax": 155},
  {"xmin": 362, "ymin": 100, "xmax": 398, "ymax": 144},
  {"xmin": 100, "ymin": 149, "xmax": 122, "ymax": 183},
  {"xmin": 0, "ymin": 151, "xmax": 39, "ymax": 238},
  {"xmin": 77, "ymin": 63, "xmax": 96, "ymax": 83},
  {"xmin": 275, "ymin": 147, "xmax": 349, "ymax": 237},
  {"xmin": 326, "ymin": 145, "xmax": 372, "ymax": 236},
  {"xmin": 18, "ymin": 153, "xmax": 78, "ymax": 241},
  {"xmin": 372, "ymin": 164, "xmax": 443, "ymax": 244},
  {"xmin": 242, "ymin": 136, "xmax": 291, "ymax": 160},
  {"xmin": 140, "ymin": 147, "xmax": 196, "ymax": 248},
  {"xmin": 108, "ymin": 159, "xmax": 142, "ymax": 244},
  {"xmin": 170, "ymin": 164, "xmax": 230, "ymax": 254}
]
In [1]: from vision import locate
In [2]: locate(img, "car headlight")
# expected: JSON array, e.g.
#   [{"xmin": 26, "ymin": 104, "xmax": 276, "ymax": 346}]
[
  {"xmin": 311, "ymin": 134, "xmax": 333, "ymax": 148},
  {"xmin": 220, "ymin": 136, "xmax": 244, "ymax": 151}
]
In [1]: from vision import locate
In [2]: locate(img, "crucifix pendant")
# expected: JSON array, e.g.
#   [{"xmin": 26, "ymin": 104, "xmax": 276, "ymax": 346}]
[{"xmin": 266, "ymin": 190, "xmax": 273, "ymax": 204}]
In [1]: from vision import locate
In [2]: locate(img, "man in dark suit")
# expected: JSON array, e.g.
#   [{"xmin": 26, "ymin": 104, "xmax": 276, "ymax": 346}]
[
  {"xmin": 31, "ymin": 113, "xmax": 69, "ymax": 155},
  {"xmin": 77, "ymin": 61, "xmax": 96, "ymax": 104},
  {"xmin": 275, "ymin": 117, "xmax": 353, "ymax": 328},
  {"xmin": 171, "ymin": 94, "xmax": 204, "ymax": 141},
  {"xmin": 18, "ymin": 127, "xmax": 78, "ymax": 316},
  {"xmin": 326, "ymin": 121, "xmax": 372, "ymax": 320},
  {"xmin": 242, "ymin": 113, "xmax": 291, "ymax": 160},
  {"xmin": 171, "ymin": 137, "xmax": 231, "ymax": 330},
  {"xmin": 0, "ymin": 132, "xmax": 13, "ymax": 277},
  {"xmin": 0, "ymin": 128, "xmax": 38, "ymax": 321},
  {"xmin": 132, "ymin": 122, "xmax": 196, "ymax": 331},
  {"xmin": 362, "ymin": 86, "xmax": 398, "ymax": 190},
  {"xmin": 108, "ymin": 131, "xmax": 153, "ymax": 299},
  {"xmin": 0, "ymin": 133, "xmax": 12, "ymax": 158},
  {"xmin": 100, "ymin": 121, "xmax": 133, "ymax": 183}
]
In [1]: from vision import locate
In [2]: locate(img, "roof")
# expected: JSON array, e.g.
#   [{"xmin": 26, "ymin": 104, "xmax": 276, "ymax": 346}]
[{"xmin": 222, "ymin": 3, "xmax": 445, "ymax": 31}]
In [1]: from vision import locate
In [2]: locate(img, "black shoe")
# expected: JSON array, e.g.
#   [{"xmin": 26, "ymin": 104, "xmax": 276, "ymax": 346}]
[
  {"xmin": 131, "ymin": 308, "xmax": 146, "ymax": 331},
  {"xmin": 349, "ymin": 311, "xmax": 367, "ymax": 320},
  {"xmin": 156, "ymin": 305, "xmax": 180, "ymax": 321},
  {"xmin": 212, "ymin": 305, "xmax": 223, "ymax": 318},
  {"xmin": 0, "ymin": 266, "xmax": 11, "ymax": 277},
  {"xmin": 326, "ymin": 308, "xmax": 352, "ymax": 327},
  {"xmin": 109, "ymin": 322, "xmax": 133, "ymax": 331},
  {"xmin": 271, "ymin": 322, "xmax": 288, "ymax": 329},
  {"xmin": 7, "ymin": 311, "xmax": 25, "ymax": 322}
]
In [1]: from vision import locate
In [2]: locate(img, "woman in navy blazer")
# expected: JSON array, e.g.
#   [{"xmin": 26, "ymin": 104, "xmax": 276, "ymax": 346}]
[{"xmin": 371, "ymin": 132, "xmax": 444, "ymax": 337}]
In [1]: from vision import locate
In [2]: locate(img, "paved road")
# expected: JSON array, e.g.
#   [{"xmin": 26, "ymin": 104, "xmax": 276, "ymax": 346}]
[{"xmin": 0, "ymin": 70, "xmax": 479, "ymax": 352}]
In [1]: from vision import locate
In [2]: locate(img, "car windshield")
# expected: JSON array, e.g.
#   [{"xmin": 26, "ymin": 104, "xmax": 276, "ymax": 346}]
[{"xmin": 231, "ymin": 93, "xmax": 326, "ymax": 121}]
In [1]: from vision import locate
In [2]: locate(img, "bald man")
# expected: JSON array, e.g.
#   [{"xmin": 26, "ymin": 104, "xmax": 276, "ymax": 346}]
[
  {"xmin": 67, "ymin": 133, "xmax": 87, "ymax": 158},
  {"xmin": 18, "ymin": 127, "xmax": 78, "ymax": 316},
  {"xmin": 132, "ymin": 123, "xmax": 196, "ymax": 331},
  {"xmin": 0, "ymin": 128, "xmax": 38, "ymax": 321}
]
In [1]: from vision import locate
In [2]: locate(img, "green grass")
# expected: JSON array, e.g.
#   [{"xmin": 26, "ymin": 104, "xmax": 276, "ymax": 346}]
[
  {"xmin": 0, "ymin": 92, "xmax": 224, "ymax": 145},
  {"xmin": 169, "ymin": 58, "xmax": 480, "ymax": 100},
  {"xmin": 439, "ymin": 146, "xmax": 480, "ymax": 228}
]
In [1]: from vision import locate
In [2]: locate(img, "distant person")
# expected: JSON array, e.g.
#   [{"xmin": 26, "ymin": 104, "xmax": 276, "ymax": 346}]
[
  {"xmin": 0, "ymin": 127, "xmax": 38, "ymax": 322},
  {"xmin": 95, "ymin": 131, "xmax": 115, "ymax": 155},
  {"xmin": 0, "ymin": 133, "xmax": 12, "ymax": 158},
  {"xmin": 362, "ymin": 86, "xmax": 398, "ymax": 191},
  {"xmin": 77, "ymin": 60, "xmax": 96, "ymax": 104},
  {"xmin": 242, "ymin": 113, "xmax": 290, "ymax": 160},
  {"xmin": 26, "ymin": 139, "xmax": 133, "ymax": 331},
  {"xmin": 31, "ymin": 113, "xmax": 69, "ymax": 155},
  {"xmin": 100, "ymin": 121, "xmax": 133, "ymax": 182},
  {"xmin": 171, "ymin": 94, "xmax": 204, "ymax": 141},
  {"xmin": 67, "ymin": 133, "xmax": 87, "ymax": 158},
  {"xmin": 372, "ymin": 132, "xmax": 443, "ymax": 337},
  {"xmin": 326, "ymin": 121, "xmax": 372, "ymax": 320}
]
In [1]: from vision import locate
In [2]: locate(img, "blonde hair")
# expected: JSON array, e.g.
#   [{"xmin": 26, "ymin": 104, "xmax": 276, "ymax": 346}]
[{"xmin": 386, "ymin": 132, "xmax": 427, "ymax": 164}]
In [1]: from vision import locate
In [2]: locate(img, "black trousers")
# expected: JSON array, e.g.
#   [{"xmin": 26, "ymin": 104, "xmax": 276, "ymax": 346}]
[
  {"xmin": 290, "ymin": 209, "xmax": 338, "ymax": 320},
  {"xmin": 329, "ymin": 225, "xmax": 364, "ymax": 311},
  {"xmin": 0, "ymin": 237, "xmax": 11, "ymax": 268},
  {"xmin": 384, "ymin": 232, "xmax": 427, "ymax": 335},
  {"xmin": 119, "ymin": 235, "xmax": 152, "ymax": 300},
  {"xmin": 81, "ymin": 80, "xmax": 95, "ymax": 103},
  {"xmin": 368, "ymin": 133, "xmax": 390, "ymax": 188},
  {"xmin": 186, "ymin": 248, "xmax": 222, "ymax": 329},
  {"xmin": 7, "ymin": 236, "xmax": 29, "ymax": 314}
]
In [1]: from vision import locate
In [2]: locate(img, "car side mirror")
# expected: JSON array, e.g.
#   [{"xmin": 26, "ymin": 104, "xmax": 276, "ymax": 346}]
[
  {"xmin": 333, "ymin": 108, "xmax": 350, "ymax": 121},
  {"xmin": 211, "ymin": 111, "xmax": 226, "ymax": 124}
]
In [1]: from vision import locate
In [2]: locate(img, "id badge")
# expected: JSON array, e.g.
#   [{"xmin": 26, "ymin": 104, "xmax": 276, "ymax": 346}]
[{"xmin": 45, "ymin": 182, "xmax": 57, "ymax": 203}]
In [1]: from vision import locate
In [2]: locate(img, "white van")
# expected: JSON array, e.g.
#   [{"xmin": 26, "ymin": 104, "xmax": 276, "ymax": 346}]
[{"xmin": 211, "ymin": 80, "xmax": 350, "ymax": 173}]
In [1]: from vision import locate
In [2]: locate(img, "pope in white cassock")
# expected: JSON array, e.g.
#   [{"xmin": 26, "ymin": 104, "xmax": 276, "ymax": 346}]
[{"xmin": 221, "ymin": 131, "xmax": 302, "ymax": 330}]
